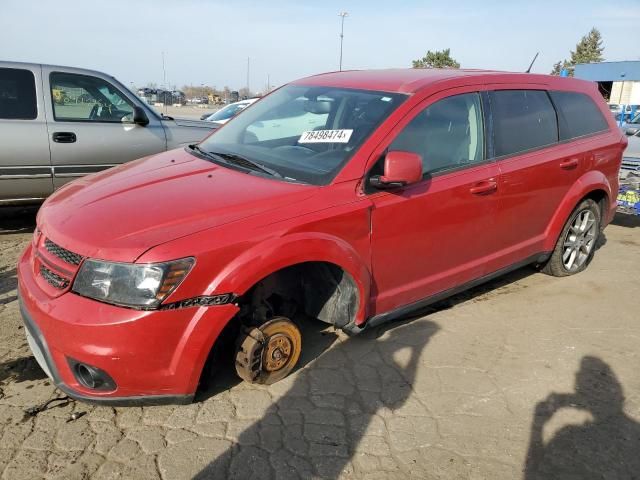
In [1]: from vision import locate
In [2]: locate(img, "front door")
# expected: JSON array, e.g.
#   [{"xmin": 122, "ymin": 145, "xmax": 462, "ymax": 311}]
[
  {"xmin": 369, "ymin": 90, "xmax": 500, "ymax": 316},
  {"xmin": 42, "ymin": 67, "xmax": 167, "ymax": 189}
]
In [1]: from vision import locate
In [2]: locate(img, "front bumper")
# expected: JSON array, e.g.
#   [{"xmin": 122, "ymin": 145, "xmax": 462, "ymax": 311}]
[{"xmin": 17, "ymin": 244, "xmax": 238, "ymax": 405}]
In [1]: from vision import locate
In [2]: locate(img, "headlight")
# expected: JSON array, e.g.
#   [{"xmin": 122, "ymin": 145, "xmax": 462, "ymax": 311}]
[{"xmin": 72, "ymin": 258, "xmax": 194, "ymax": 309}]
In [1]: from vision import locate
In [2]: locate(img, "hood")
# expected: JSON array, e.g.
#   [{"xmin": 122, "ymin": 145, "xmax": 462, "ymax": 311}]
[
  {"xmin": 171, "ymin": 117, "xmax": 217, "ymax": 129},
  {"xmin": 39, "ymin": 149, "xmax": 317, "ymax": 262}
]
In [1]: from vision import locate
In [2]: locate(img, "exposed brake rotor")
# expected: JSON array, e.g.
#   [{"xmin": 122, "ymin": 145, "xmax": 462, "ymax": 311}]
[{"xmin": 234, "ymin": 317, "xmax": 302, "ymax": 385}]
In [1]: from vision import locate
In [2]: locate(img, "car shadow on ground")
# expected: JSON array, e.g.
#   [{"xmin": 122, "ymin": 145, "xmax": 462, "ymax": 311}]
[
  {"xmin": 193, "ymin": 317, "xmax": 440, "ymax": 479},
  {"xmin": 0, "ymin": 206, "xmax": 38, "ymax": 235},
  {"xmin": 0, "ymin": 356, "xmax": 48, "ymax": 385},
  {"xmin": 612, "ymin": 211, "xmax": 640, "ymax": 229},
  {"xmin": 0, "ymin": 266, "xmax": 18, "ymax": 303},
  {"xmin": 524, "ymin": 356, "xmax": 640, "ymax": 479}
]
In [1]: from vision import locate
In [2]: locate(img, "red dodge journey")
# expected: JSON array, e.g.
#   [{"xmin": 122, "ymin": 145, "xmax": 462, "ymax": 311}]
[{"xmin": 17, "ymin": 69, "xmax": 626, "ymax": 404}]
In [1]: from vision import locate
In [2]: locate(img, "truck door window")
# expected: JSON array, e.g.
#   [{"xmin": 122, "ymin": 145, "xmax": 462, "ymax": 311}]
[
  {"xmin": 0, "ymin": 67, "xmax": 37, "ymax": 120},
  {"xmin": 50, "ymin": 72, "xmax": 134, "ymax": 123}
]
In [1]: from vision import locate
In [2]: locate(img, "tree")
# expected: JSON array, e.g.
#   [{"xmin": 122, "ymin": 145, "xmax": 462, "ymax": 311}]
[
  {"xmin": 412, "ymin": 48, "xmax": 460, "ymax": 69},
  {"xmin": 550, "ymin": 27, "xmax": 604, "ymax": 76}
]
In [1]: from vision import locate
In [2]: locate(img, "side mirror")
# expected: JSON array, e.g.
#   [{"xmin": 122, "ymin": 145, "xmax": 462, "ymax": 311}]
[
  {"xmin": 133, "ymin": 106, "xmax": 149, "ymax": 126},
  {"xmin": 370, "ymin": 151, "xmax": 423, "ymax": 189}
]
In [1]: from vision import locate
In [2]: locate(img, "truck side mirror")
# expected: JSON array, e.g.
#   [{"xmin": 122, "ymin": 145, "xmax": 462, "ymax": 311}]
[{"xmin": 133, "ymin": 106, "xmax": 149, "ymax": 126}]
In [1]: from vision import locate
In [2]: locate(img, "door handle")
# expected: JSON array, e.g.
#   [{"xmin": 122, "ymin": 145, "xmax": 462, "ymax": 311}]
[
  {"xmin": 52, "ymin": 132, "xmax": 77, "ymax": 143},
  {"xmin": 469, "ymin": 180, "xmax": 497, "ymax": 195},
  {"xmin": 559, "ymin": 158, "xmax": 579, "ymax": 170}
]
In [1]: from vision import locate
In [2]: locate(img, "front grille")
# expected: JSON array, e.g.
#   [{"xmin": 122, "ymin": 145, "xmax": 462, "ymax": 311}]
[
  {"xmin": 44, "ymin": 238, "xmax": 83, "ymax": 266},
  {"xmin": 40, "ymin": 265, "xmax": 70, "ymax": 289}
]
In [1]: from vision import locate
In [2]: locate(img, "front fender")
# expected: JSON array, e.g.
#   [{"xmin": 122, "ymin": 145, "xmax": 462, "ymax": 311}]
[
  {"xmin": 208, "ymin": 232, "xmax": 372, "ymax": 325},
  {"xmin": 543, "ymin": 171, "xmax": 612, "ymax": 252}
]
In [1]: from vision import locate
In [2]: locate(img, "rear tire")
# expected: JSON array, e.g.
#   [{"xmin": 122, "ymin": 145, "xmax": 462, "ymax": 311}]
[{"xmin": 541, "ymin": 198, "xmax": 601, "ymax": 277}]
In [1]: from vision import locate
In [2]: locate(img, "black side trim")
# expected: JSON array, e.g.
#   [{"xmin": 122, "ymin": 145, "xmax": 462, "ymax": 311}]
[
  {"xmin": 18, "ymin": 293, "xmax": 194, "ymax": 406},
  {"xmin": 0, "ymin": 167, "xmax": 51, "ymax": 176},
  {"xmin": 160, "ymin": 293, "xmax": 237, "ymax": 310},
  {"xmin": 342, "ymin": 253, "xmax": 550, "ymax": 335},
  {"xmin": 54, "ymin": 165, "xmax": 115, "ymax": 175}
]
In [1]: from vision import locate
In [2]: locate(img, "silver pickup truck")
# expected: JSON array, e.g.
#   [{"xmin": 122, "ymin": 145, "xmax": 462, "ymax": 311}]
[{"xmin": 0, "ymin": 61, "xmax": 216, "ymax": 205}]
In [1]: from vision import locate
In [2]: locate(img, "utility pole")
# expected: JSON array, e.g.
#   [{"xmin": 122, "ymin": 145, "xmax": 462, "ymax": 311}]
[
  {"xmin": 338, "ymin": 11, "xmax": 348, "ymax": 71},
  {"xmin": 161, "ymin": 51, "xmax": 167, "ymax": 88},
  {"xmin": 246, "ymin": 57, "xmax": 250, "ymax": 95},
  {"xmin": 161, "ymin": 51, "xmax": 167, "ymax": 113}
]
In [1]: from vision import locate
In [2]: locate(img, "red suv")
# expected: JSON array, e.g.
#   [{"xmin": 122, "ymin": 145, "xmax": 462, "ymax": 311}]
[{"xmin": 18, "ymin": 69, "xmax": 625, "ymax": 404}]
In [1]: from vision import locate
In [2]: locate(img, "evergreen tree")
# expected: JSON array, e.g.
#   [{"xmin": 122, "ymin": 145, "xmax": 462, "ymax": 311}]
[
  {"xmin": 412, "ymin": 49, "xmax": 460, "ymax": 69},
  {"xmin": 550, "ymin": 28, "xmax": 604, "ymax": 76}
]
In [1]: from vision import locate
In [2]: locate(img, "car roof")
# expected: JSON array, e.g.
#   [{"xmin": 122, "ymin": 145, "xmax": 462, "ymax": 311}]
[{"xmin": 292, "ymin": 68, "xmax": 592, "ymax": 94}]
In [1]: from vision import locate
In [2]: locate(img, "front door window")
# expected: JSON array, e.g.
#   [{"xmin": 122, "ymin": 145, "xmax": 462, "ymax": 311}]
[{"xmin": 50, "ymin": 72, "xmax": 134, "ymax": 123}]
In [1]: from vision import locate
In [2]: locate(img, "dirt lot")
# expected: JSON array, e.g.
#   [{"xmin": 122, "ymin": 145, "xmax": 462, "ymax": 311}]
[
  {"xmin": 0, "ymin": 208, "xmax": 639, "ymax": 480},
  {"xmin": 152, "ymin": 104, "xmax": 218, "ymax": 120}
]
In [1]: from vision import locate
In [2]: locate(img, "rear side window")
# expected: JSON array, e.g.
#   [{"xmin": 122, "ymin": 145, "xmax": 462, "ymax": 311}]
[
  {"xmin": 0, "ymin": 68, "xmax": 37, "ymax": 120},
  {"xmin": 490, "ymin": 90, "xmax": 558, "ymax": 157},
  {"xmin": 549, "ymin": 91, "xmax": 609, "ymax": 140}
]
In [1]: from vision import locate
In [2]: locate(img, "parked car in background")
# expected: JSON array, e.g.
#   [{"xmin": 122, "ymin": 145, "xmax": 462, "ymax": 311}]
[
  {"xmin": 18, "ymin": 69, "xmax": 625, "ymax": 404},
  {"xmin": 204, "ymin": 98, "xmax": 258, "ymax": 125},
  {"xmin": 0, "ymin": 61, "xmax": 217, "ymax": 205}
]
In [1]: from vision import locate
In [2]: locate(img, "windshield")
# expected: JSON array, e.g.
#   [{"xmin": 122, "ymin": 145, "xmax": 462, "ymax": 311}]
[
  {"xmin": 197, "ymin": 85, "xmax": 406, "ymax": 184},
  {"xmin": 628, "ymin": 112, "xmax": 640, "ymax": 125},
  {"xmin": 208, "ymin": 102, "xmax": 250, "ymax": 122}
]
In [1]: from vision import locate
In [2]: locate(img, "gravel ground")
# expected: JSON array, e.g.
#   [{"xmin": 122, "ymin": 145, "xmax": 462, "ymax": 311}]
[{"xmin": 0, "ymin": 208, "xmax": 639, "ymax": 480}]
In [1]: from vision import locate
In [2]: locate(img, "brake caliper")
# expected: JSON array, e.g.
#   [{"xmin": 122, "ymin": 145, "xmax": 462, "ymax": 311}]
[{"xmin": 234, "ymin": 327, "xmax": 267, "ymax": 383}]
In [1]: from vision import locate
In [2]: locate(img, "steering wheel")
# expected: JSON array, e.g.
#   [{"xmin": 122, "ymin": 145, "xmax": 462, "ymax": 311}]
[{"xmin": 89, "ymin": 104, "xmax": 100, "ymax": 120}]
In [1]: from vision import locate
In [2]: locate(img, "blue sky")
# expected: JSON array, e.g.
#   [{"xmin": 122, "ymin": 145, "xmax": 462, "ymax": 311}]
[{"xmin": 1, "ymin": 0, "xmax": 638, "ymax": 92}]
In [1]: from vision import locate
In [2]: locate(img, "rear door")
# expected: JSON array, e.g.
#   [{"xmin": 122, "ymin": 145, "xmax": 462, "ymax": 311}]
[
  {"xmin": 486, "ymin": 88, "xmax": 568, "ymax": 271},
  {"xmin": 41, "ymin": 67, "xmax": 167, "ymax": 189},
  {"xmin": 488, "ymin": 88, "xmax": 613, "ymax": 271},
  {"xmin": 0, "ymin": 64, "xmax": 53, "ymax": 203}
]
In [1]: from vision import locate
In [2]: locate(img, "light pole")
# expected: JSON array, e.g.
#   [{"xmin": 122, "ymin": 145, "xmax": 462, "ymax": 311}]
[{"xmin": 338, "ymin": 11, "xmax": 348, "ymax": 71}]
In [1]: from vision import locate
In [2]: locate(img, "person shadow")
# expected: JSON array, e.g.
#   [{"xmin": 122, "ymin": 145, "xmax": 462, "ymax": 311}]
[
  {"xmin": 524, "ymin": 356, "xmax": 640, "ymax": 480},
  {"xmin": 193, "ymin": 317, "xmax": 439, "ymax": 479}
]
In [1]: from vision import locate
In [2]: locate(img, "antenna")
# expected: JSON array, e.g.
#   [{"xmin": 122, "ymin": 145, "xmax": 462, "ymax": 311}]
[{"xmin": 525, "ymin": 52, "xmax": 539, "ymax": 73}]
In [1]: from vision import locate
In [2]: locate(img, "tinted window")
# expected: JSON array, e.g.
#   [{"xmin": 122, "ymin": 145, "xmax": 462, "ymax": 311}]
[
  {"xmin": 390, "ymin": 92, "xmax": 485, "ymax": 175},
  {"xmin": 550, "ymin": 91, "xmax": 609, "ymax": 140},
  {"xmin": 50, "ymin": 72, "xmax": 133, "ymax": 123},
  {"xmin": 490, "ymin": 90, "xmax": 558, "ymax": 157},
  {"xmin": 0, "ymin": 68, "xmax": 37, "ymax": 120}
]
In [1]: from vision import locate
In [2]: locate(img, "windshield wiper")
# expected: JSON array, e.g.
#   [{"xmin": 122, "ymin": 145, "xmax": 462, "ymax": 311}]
[
  {"xmin": 188, "ymin": 145, "xmax": 283, "ymax": 178},
  {"xmin": 188, "ymin": 144, "xmax": 220, "ymax": 161},
  {"xmin": 208, "ymin": 151, "xmax": 283, "ymax": 178}
]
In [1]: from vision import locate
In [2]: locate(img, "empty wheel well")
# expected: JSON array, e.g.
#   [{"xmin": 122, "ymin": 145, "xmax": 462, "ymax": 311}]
[
  {"xmin": 237, "ymin": 262, "xmax": 359, "ymax": 329},
  {"xmin": 583, "ymin": 189, "xmax": 608, "ymax": 224}
]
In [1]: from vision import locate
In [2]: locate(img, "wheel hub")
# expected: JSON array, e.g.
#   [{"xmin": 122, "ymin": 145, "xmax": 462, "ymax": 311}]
[
  {"xmin": 263, "ymin": 334, "xmax": 293, "ymax": 372},
  {"xmin": 562, "ymin": 209, "xmax": 597, "ymax": 271}
]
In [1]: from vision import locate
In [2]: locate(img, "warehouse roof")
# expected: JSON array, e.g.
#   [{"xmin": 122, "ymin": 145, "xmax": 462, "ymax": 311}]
[{"xmin": 574, "ymin": 61, "xmax": 640, "ymax": 82}]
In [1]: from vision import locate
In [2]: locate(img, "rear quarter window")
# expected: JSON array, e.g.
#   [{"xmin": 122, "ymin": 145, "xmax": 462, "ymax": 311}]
[
  {"xmin": 0, "ymin": 67, "xmax": 37, "ymax": 120},
  {"xmin": 549, "ymin": 91, "xmax": 609, "ymax": 140},
  {"xmin": 490, "ymin": 90, "xmax": 558, "ymax": 157}
]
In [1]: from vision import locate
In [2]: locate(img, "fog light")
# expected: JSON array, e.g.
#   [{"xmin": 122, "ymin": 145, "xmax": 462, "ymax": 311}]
[{"xmin": 67, "ymin": 358, "xmax": 116, "ymax": 391}]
